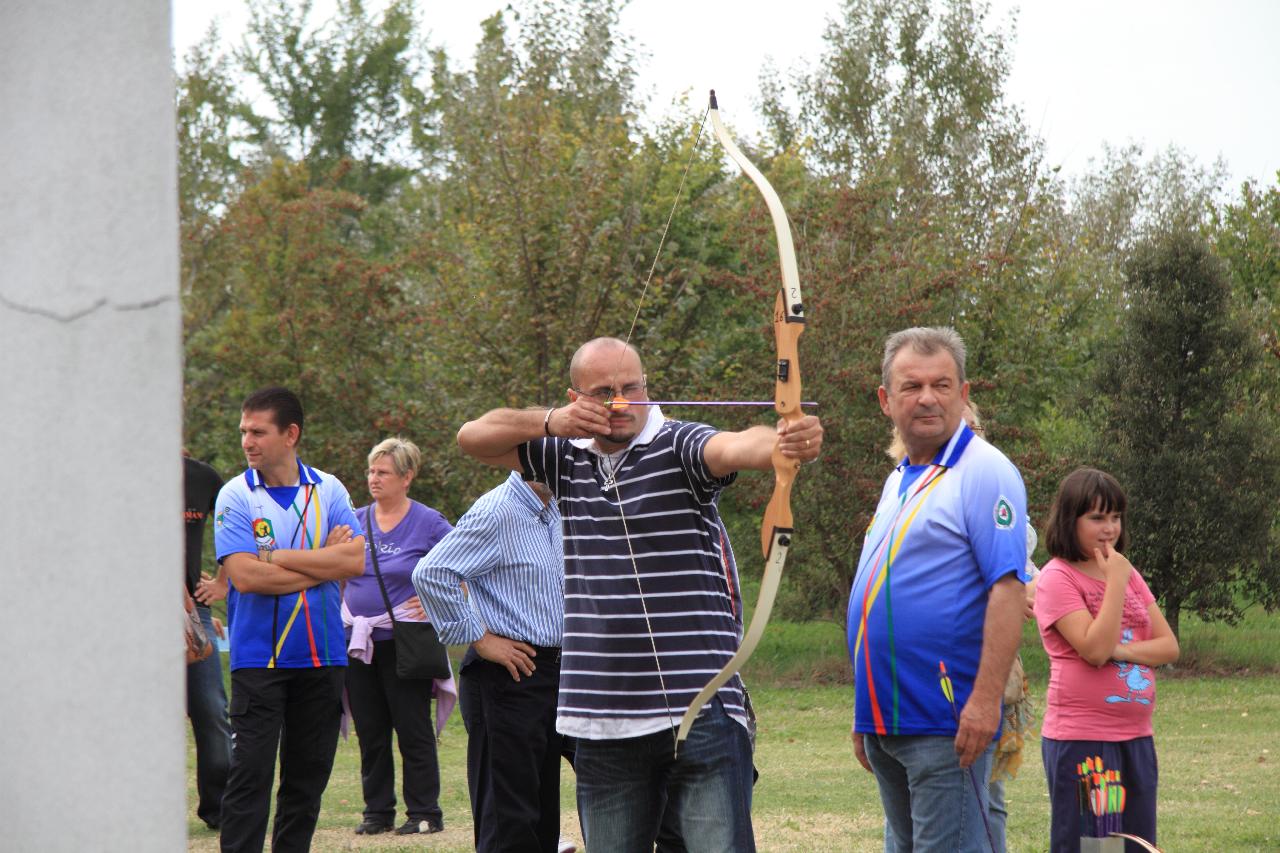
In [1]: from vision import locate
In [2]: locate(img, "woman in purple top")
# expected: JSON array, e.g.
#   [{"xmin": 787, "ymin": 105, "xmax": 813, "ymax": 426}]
[{"xmin": 343, "ymin": 437, "xmax": 453, "ymax": 835}]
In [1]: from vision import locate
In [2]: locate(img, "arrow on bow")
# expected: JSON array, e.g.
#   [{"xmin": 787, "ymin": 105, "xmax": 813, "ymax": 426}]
[
  {"xmin": 674, "ymin": 90, "xmax": 807, "ymax": 746},
  {"xmin": 607, "ymin": 399, "xmax": 818, "ymax": 408}
]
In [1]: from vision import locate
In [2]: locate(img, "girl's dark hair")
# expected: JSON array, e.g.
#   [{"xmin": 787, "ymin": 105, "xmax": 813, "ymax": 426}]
[{"xmin": 1044, "ymin": 467, "xmax": 1129, "ymax": 561}]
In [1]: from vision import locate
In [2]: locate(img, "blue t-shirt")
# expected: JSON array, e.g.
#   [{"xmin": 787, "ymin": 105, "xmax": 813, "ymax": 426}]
[
  {"xmin": 847, "ymin": 425, "xmax": 1028, "ymax": 736},
  {"xmin": 215, "ymin": 459, "xmax": 361, "ymax": 670}
]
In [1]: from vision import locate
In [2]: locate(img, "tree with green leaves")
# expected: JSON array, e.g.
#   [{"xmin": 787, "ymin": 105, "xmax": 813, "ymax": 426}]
[
  {"xmin": 182, "ymin": 161, "xmax": 429, "ymax": 493},
  {"xmin": 172, "ymin": 0, "xmax": 1277, "ymax": 623},
  {"xmin": 399, "ymin": 1, "xmax": 780, "ymax": 509},
  {"xmin": 1086, "ymin": 228, "xmax": 1280, "ymax": 636},
  {"xmin": 1213, "ymin": 176, "xmax": 1280, "ymax": 364},
  {"xmin": 236, "ymin": 0, "xmax": 424, "ymax": 203},
  {"xmin": 178, "ymin": 0, "xmax": 756, "ymax": 520},
  {"xmin": 1027, "ymin": 146, "xmax": 1233, "ymax": 502},
  {"xmin": 747, "ymin": 0, "xmax": 1071, "ymax": 613},
  {"xmin": 176, "ymin": 27, "xmax": 256, "ymax": 231}
]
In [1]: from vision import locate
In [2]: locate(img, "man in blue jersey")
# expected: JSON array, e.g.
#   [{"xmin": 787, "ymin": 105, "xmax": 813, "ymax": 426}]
[
  {"xmin": 456, "ymin": 337, "xmax": 824, "ymax": 852},
  {"xmin": 847, "ymin": 328, "xmax": 1027, "ymax": 852},
  {"xmin": 213, "ymin": 386, "xmax": 366, "ymax": 853},
  {"xmin": 413, "ymin": 472, "xmax": 568, "ymax": 853}
]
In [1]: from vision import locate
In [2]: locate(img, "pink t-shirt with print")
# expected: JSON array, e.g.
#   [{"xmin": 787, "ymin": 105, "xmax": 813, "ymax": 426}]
[{"xmin": 1034, "ymin": 557, "xmax": 1158, "ymax": 740}]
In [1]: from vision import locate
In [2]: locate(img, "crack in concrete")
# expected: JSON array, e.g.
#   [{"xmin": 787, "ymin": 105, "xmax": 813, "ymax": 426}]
[{"xmin": 0, "ymin": 292, "xmax": 175, "ymax": 323}]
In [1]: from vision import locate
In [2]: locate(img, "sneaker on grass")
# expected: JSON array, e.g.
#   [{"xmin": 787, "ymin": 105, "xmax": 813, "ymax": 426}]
[
  {"xmin": 396, "ymin": 817, "xmax": 444, "ymax": 835},
  {"xmin": 354, "ymin": 817, "xmax": 394, "ymax": 835}
]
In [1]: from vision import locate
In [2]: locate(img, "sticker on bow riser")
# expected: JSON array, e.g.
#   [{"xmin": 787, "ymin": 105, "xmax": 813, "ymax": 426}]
[{"xmin": 767, "ymin": 529, "xmax": 793, "ymax": 565}]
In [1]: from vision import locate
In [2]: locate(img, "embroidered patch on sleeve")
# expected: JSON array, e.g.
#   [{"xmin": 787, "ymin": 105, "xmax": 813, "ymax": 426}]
[{"xmin": 994, "ymin": 496, "xmax": 1015, "ymax": 530}]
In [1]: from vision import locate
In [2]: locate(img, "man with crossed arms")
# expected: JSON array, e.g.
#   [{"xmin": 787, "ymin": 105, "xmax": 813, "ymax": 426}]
[{"xmin": 213, "ymin": 386, "xmax": 365, "ymax": 853}]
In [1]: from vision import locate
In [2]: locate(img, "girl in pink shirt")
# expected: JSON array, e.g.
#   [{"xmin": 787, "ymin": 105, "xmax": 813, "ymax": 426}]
[{"xmin": 1034, "ymin": 468, "xmax": 1179, "ymax": 852}]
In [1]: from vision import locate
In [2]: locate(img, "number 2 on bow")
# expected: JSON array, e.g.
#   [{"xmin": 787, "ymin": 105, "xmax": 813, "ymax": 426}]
[{"xmin": 674, "ymin": 90, "xmax": 807, "ymax": 748}]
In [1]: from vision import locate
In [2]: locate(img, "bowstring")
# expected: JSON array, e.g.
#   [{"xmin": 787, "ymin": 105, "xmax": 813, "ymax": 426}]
[
  {"xmin": 602, "ymin": 103, "xmax": 710, "ymax": 748},
  {"xmin": 616, "ymin": 104, "xmax": 710, "ymax": 356}
]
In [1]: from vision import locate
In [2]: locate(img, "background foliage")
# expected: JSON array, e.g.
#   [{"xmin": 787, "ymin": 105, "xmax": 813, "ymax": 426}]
[{"xmin": 179, "ymin": 0, "xmax": 1279, "ymax": 626}]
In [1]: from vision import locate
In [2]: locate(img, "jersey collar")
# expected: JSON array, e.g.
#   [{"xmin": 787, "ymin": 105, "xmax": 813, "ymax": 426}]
[
  {"xmin": 895, "ymin": 423, "xmax": 975, "ymax": 472},
  {"xmin": 243, "ymin": 458, "xmax": 320, "ymax": 489}
]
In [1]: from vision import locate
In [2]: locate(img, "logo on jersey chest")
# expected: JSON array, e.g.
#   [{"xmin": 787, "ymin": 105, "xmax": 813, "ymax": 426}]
[{"xmin": 253, "ymin": 517, "xmax": 277, "ymax": 548}]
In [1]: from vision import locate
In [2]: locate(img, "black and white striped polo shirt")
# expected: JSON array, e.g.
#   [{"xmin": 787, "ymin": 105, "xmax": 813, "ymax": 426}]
[{"xmin": 520, "ymin": 414, "xmax": 748, "ymax": 740}]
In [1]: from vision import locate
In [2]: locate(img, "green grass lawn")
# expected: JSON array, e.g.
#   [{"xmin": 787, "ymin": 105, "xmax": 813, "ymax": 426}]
[{"xmin": 187, "ymin": 615, "xmax": 1280, "ymax": 851}]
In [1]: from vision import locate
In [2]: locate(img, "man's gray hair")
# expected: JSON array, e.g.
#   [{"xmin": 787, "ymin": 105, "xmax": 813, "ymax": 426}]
[
  {"xmin": 881, "ymin": 327, "xmax": 967, "ymax": 389},
  {"xmin": 367, "ymin": 436, "xmax": 421, "ymax": 477}
]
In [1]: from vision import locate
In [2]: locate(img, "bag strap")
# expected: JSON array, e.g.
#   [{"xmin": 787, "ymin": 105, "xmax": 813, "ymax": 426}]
[{"xmin": 361, "ymin": 507, "xmax": 398, "ymax": 625}]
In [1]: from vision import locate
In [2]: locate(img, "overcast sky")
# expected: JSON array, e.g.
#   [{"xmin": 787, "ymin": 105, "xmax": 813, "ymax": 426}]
[{"xmin": 172, "ymin": 0, "xmax": 1280, "ymax": 190}]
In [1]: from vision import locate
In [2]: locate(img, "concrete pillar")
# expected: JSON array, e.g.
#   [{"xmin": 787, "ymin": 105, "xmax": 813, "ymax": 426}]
[{"xmin": 0, "ymin": 1, "xmax": 185, "ymax": 850}]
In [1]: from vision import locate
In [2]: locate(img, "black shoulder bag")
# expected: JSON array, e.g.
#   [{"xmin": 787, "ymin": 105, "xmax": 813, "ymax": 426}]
[{"xmin": 363, "ymin": 508, "xmax": 451, "ymax": 680}]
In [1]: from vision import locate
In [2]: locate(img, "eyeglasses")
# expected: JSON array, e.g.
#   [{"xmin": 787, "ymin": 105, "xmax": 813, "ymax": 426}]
[{"xmin": 572, "ymin": 382, "xmax": 647, "ymax": 404}]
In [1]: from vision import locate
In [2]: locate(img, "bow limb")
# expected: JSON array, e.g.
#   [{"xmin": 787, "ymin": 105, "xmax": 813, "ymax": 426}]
[
  {"xmin": 675, "ymin": 91, "xmax": 806, "ymax": 746},
  {"xmin": 674, "ymin": 493, "xmax": 793, "ymax": 744},
  {"xmin": 1109, "ymin": 834, "xmax": 1163, "ymax": 853},
  {"xmin": 705, "ymin": 92, "xmax": 806, "ymax": 332}
]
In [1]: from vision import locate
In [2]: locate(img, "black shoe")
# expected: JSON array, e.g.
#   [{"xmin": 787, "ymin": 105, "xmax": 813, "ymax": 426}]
[
  {"xmin": 355, "ymin": 817, "xmax": 395, "ymax": 835},
  {"xmin": 396, "ymin": 817, "xmax": 444, "ymax": 835}
]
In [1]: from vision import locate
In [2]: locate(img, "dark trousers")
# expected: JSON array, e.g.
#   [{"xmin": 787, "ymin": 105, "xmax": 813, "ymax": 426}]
[
  {"xmin": 220, "ymin": 666, "xmax": 345, "ymax": 853},
  {"xmin": 187, "ymin": 606, "xmax": 232, "ymax": 829},
  {"xmin": 460, "ymin": 647, "xmax": 563, "ymax": 853},
  {"xmin": 1042, "ymin": 736, "xmax": 1159, "ymax": 853},
  {"xmin": 345, "ymin": 639, "xmax": 443, "ymax": 822}
]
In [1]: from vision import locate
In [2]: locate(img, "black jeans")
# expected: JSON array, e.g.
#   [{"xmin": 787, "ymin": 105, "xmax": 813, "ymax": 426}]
[
  {"xmin": 460, "ymin": 646, "xmax": 563, "ymax": 852},
  {"xmin": 344, "ymin": 639, "xmax": 443, "ymax": 823},
  {"xmin": 220, "ymin": 666, "xmax": 344, "ymax": 853}
]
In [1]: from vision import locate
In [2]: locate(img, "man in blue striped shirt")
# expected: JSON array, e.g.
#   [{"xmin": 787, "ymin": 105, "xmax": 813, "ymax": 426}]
[
  {"xmin": 412, "ymin": 471, "xmax": 566, "ymax": 852},
  {"xmin": 456, "ymin": 337, "xmax": 824, "ymax": 852}
]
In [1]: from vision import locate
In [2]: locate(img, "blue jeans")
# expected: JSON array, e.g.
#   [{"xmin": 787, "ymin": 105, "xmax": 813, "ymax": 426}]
[
  {"xmin": 574, "ymin": 699, "xmax": 754, "ymax": 853},
  {"xmin": 987, "ymin": 778, "xmax": 1006, "ymax": 853},
  {"xmin": 187, "ymin": 606, "xmax": 232, "ymax": 828},
  {"xmin": 863, "ymin": 734, "xmax": 998, "ymax": 852}
]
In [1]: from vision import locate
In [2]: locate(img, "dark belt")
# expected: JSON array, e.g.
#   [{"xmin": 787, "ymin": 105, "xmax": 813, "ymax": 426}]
[
  {"xmin": 463, "ymin": 641, "xmax": 561, "ymax": 670},
  {"xmin": 530, "ymin": 644, "xmax": 561, "ymax": 665}
]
